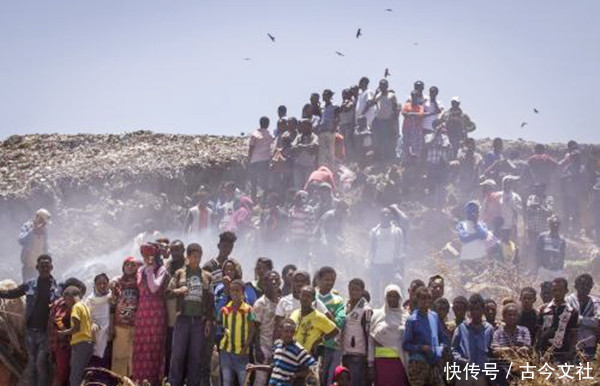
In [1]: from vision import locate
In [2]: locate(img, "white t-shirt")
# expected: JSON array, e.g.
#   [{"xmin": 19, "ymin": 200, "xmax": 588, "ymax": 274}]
[
  {"xmin": 369, "ymin": 224, "xmax": 403, "ymax": 265},
  {"xmin": 253, "ymin": 295, "xmax": 278, "ymax": 357},
  {"xmin": 275, "ymin": 294, "xmax": 328, "ymax": 319},
  {"xmin": 356, "ymin": 89, "xmax": 378, "ymax": 126},
  {"xmin": 422, "ymin": 99, "xmax": 445, "ymax": 131},
  {"xmin": 249, "ymin": 128, "xmax": 274, "ymax": 163}
]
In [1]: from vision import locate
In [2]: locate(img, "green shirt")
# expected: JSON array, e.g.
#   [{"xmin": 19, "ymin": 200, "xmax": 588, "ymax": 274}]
[{"xmin": 182, "ymin": 267, "xmax": 205, "ymax": 316}]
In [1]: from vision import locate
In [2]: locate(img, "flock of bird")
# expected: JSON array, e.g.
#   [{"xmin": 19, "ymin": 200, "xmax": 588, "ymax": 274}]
[
  {"xmin": 245, "ymin": 8, "xmax": 539, "ymax": 130},
  {"xmin": 242, "ymin": 8, "xmax": 403, "ymax": 61}
]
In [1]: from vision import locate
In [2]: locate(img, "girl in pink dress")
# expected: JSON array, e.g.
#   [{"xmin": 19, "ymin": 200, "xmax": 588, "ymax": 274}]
[{"xmin": 132, "ymin": 244, "xmax": 168, "ymax": 385}]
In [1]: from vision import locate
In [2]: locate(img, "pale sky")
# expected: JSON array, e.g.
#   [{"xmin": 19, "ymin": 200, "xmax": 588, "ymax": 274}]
[{"xmin": 1, "ymin": 0, "xmax": 599, "ymax": 143}]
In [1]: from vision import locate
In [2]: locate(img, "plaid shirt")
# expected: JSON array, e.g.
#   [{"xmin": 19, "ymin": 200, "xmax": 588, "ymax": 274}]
[
  {"xmin": 49, "ymin": 298, "xmax": 71, "ymax": 353},
  {"xmin": 424, "ymin": 133, "xmax": 452, "ymax": 165},
  {"xmin": 492, "ymin": 325, "xmax": 531, "ymax": 347},
  {"xmin": 525, "ymin": 194, "xmax": 553, "ymax": 235}
]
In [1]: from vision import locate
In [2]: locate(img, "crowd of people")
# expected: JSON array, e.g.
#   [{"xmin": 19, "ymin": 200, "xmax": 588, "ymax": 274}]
[
  {"xmin": 4, "ymin": 75, "xmax": 600, "ymax": 386},
  {"xmin": 2, "ymin": 248, "xmax": 599, "ymax": 386}
]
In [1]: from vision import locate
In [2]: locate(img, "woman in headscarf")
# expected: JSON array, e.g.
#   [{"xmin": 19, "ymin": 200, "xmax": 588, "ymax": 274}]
[
  {"xmin": 368, "ymin": 284, "xmax": 409, "ymax": 386},
  {"xmin": 85, "ymin": 273, "xmax": 112, "ymax": 370},
  {"xmin": 132, "ymin": 243, "xmax": 168, "ymax": 385}
]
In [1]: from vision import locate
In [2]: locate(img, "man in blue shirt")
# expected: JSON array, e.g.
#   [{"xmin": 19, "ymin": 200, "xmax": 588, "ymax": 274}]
[
  {"xmin": 403, "ymin": 287, "xmax": 448, "ymax": 386},
  {"xmin": 0, "ymin": 254, "xmax": 61, "ymax": 386},
  {"xmin": 451, "ymin": 293, "xmax": 494, "ymax": 386}
]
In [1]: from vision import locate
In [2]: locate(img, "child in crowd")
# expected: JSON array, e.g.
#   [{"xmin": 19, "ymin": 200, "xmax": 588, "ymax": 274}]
[
  {"xmin": 219, "ymin": 279, "xmax": 256, "ymax": 386},
  {"xmin": 341, "ymin": 278, "xmax": 372, "ymax": 386},
  {"xmin": 86, "ymin": 273, "xmax": 113, "ymax": 369},
  {"xmin": 315, "ymin": 266, "xmax": 346, "ymax": 386},
  {"xmin": 60, "ymin": 286, "xmax": 94, "ymax": 386}
]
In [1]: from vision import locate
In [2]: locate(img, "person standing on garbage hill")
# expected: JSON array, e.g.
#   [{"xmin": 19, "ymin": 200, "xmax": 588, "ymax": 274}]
[
  {"xmin": 19, "ymin": 208, "xmax": 51, "ymax": 282},
  {"xmin": 367, "ymin": 208, "xmax": 405, "ymax": 307}
]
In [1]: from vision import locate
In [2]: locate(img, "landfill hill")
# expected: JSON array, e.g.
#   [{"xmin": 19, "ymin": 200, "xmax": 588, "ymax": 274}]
[{"xmin": 0, "ymin": 132, "xmax": 596, "ymax": 285}]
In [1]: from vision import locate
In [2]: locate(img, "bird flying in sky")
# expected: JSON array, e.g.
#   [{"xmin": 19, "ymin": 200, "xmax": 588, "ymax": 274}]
[
  {"xmin": 533, "ymin": 108, "xmax": 539, "ymax": 114},
  {"xmin": 385, "ymin": 8, "xmax": 393, "ymax": 12},
  {"xmin": 384, "ymin": 68, "xmax": 390, "ymax": 78},
  {"xmin": 356, "ymin": 28, "xmax": 362, "ymax": 38},
  {"xmin": 521, "ymin": 122, "xmax": 528, "ymax": 128},
  {"xmin": 267, "ymin": 33, "xmax": 275, "ymax": 42},
  {"xmin": 335, "ymin": 51, "xmax": 345, "ymax": 57},
  {"xmin": 243, "ymin": 58, "xmax": 251, "ymax": 61}
]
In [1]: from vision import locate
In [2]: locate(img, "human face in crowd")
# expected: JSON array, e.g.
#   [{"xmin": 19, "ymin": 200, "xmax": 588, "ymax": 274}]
[
  {"xmin": 142, "ymin": 251, "xmax": 155, "ymax": 266},
  {"xmin": 64, "ymin": 294, "xmax": 76, "ymax": 308},
  {"xmin": 283, "ymin": 267, "xmax": 296, "ymax": 289},
  {"xmin": 310, "ymin": 93, "xmax": 320, "ymax": 106},
  {"xmin": 255, "ymin": 260, "xmax": 270, "ymax": 282},
  {"xmin": 95, "ymin": 276, "xmax": 110, "ymax": 296},
  {"xmin": 359, "ymin": 78, "xmax": 369, "ymax": 91},
  {"xmin": 469, "ymin": 302, "xmax": 484, "ymax": 324},
  {"xmin": 466, "ymin": 204, "xmax": 479, "ymax": 222},
  {"xmin": 348, "ymin": 283, "xmax": 364, "ymax": 303},
  {"xmin": 551, "ymin": 280, "xmax": 568, "ymax": 303},
  {"xmin": 451, "ymin": 100, "xmax": 460, "ymax": 109},
  {"xmin": 265, "ymin": 272, "xmax": 281, "ymax": 296},
  {"xmin": 520, "ymin": 291, "xmax": 536, "ymax": 311},
  {"xmin": 484, "ymin": 302, "xmax": 497, "ymax": 323},
  {"xmin": 453, "ymin": 300, "xmax": 467, "ymax": 321},
  {"xmin": 299, "ymin": 286, "xmax": 315, "ymax": 309},
  {"xmin": 380, "ymin": 208, "xmax": 392, "ymax": 226},
  {"xmin": 123, "ymin": 260, "xmax": 137, "ymax": 276},
  {"xmin": 229, "ymin": 283, "xmax": 244, "ymax": 304},
  {"xmin": 379, "ymin": 80, "xmax": 388, "ymax": 92},
  {"xmin": 429, "ymin": 279, "xmax": 444, "ymax": 300},
  {"xmin": 278, "ymin": 106, "xmax": 287, "ymax": 118},
  {"xmin": 465, "ymin": 139, "xmax": 476, "ymax": 152},
  {"xmin": 187, "ymin": 250, "xmax": 202, "ymax": 269},
  {"xmin": 37, "ymin": 259, "xmax": 53, "ymax": 278},
  {"xmin": 540, "ymin": 283, "xmax": 553, "ymax": 304},
  {"xmin": 34, "ymin": 214, "xmax": 48, "ymax": 229},
  {"xmin": 292, "ymin": 273, "xmax": 310, "ymax": 299},
  {"xmin": 502, "ymin": 306, "xmax": 519, "ymax": 329},
  {"xmin": 386, "ymin": 290, "xmax": 401, "ymax": 308},
  {"xmin": 170, "ymin": 242, "xmax": 185, "ymax": 262},
  {"xmin": 575, "ymin": 276, "xmax": 593, "ymax": 298},
  {"xmin": 218, "ymin": 240, "xmax": 234, "ymax": 259},
  {"xmin": 433, "ymin": 301, "xmax": 450, "ymax": 320},
  {"xmin": 281, "ymin": 323, "xmax": 296, "ymax": 345},
  {"xmin": 417, "ymin": 292, "xmax": 432, "ymax": 313},
  {"xmin": 223, "ymin": 261, "xmax": 237, "ymax": 280},
  {"xmin": 318, "ymin": 271, "xmax": 336, "ymax": 295}
]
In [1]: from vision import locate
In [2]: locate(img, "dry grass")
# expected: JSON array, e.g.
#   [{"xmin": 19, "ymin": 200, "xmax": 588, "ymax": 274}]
[{"xmin": 497, "ymin": 344, "xmax": 600, "ymax": 385}]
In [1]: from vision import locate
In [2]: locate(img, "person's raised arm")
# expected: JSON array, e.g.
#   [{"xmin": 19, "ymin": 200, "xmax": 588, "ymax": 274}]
[{"xmin": 145, "ymin": 265, "xmax": 167, "ymax": 294}]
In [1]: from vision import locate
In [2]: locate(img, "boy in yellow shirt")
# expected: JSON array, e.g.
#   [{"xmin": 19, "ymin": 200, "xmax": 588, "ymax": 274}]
[
  {"xmin": 290, "ymin": 285, "xmax": 339, "ymax": 354},
  {"xmin": 59, "ymin": 286, "xmax": 94, "ymax": 386}
]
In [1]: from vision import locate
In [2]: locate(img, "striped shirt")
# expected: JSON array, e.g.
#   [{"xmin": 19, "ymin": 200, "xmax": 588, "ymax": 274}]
[
  {"xmin": 219, "ymin": 301, "xmax": 255, "ymax": 355},
  {"xmin": 269, "ymin": 339, "xmax": 316, "ymax": 385}
]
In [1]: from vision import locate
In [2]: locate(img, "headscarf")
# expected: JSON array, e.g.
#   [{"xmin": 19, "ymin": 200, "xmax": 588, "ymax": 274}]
[
  {"xmin": 140, "ymin": 243, "xmax": 158, "ymax": 258},
  {"xmin": 333, "ymin": 365, "xmax": 350, "ymax": 384},
  {"xmin": 122, "ymin": 256, "xmax": 140, "ymax": 276},
  {"xmin": 370, "ymin": 284, "xmax": 406, "ymax": 349}
]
